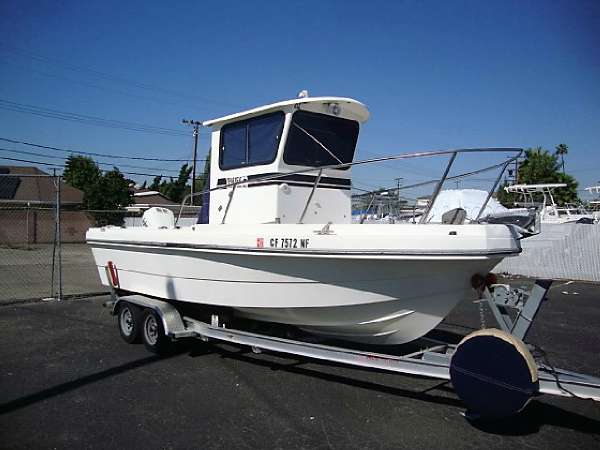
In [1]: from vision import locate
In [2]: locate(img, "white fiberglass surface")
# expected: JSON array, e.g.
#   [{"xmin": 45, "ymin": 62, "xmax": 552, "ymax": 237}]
[{"xmin": 87, "ymin": 222, "xmax": 519, "ymax": 254}]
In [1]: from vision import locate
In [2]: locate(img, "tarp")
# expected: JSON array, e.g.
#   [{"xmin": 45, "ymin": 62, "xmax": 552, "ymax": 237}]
[{"xmin": 428, "ymin": 189, "xmax": 508, "ymax": 222}]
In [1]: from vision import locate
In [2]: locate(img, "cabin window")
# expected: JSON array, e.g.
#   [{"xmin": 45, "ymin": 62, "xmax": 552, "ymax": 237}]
[
  {"xmin": 284, "ymin": 110, "xmax": 359, "ymax": 169},
  {"xmin": 219, "ymin": 112, "xmax": 284, "ymax": 170}
]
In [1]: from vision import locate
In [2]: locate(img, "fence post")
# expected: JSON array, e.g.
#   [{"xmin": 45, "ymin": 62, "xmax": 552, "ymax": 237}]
[
  {"xmin": 52, "ymin": 170, "xmax": 62, "ymax": 301},
  {"xmin": 26, "ymin": 202, "xmax": 30, "ymax": 250},
  {"xmin": 58, "ymin": 174, "xmax": 62, "ymax": 301}
]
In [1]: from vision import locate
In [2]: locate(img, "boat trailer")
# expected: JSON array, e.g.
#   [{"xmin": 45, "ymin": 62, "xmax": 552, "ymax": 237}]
[{"xmin": 104, "ymin": 276, "xmax": 600, "ymax": 419}]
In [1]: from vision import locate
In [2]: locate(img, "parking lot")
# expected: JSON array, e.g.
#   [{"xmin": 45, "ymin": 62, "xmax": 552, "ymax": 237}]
[{"xmin": 1, "ymin": 280, "xmax": 599, "ymax": 449}]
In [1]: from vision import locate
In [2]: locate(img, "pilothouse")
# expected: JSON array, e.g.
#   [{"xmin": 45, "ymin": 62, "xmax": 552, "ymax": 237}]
[{"xmin": 204, "ymin": 96, "xmax": 369, "ymax": 225}]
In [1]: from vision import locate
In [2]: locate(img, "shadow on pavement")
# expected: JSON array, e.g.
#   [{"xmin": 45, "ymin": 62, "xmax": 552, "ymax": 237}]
[
  {"xmin": 469, "ymin": 400, "xmax": 600, "ymax": 436},
  {"xmin": 0, "ymin": 343, "xmax": 211, "ymax": 416},
  {"xmin": 188, "ymin": 340, "xmax": 600, "ymax": 437}
]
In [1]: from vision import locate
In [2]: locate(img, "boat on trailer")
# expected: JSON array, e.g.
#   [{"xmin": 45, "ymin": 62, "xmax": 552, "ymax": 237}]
[
  {"xmin": 87, "ymin": 94, "xmax": 525, "ymax": 344},
  {"xmin": 89, "ymin": 94, "xmax": 600, "ymax": 419}
]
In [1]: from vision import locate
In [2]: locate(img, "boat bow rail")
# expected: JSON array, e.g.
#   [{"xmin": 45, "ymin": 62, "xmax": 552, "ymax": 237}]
[{"xmin": 177, "ymin": 147, "xmax": 523, "ymax": 226}]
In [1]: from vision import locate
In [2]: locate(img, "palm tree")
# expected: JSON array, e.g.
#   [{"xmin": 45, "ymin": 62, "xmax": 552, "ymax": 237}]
[{"xmin": 555, "ymin": 144, "xmax": 569, "ymax": 174}]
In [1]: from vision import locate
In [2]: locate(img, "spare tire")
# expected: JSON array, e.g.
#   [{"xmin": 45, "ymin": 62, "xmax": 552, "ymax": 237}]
[{"xmin": 450, "ymin": 328, "xmax": 538, "ymax": 418}]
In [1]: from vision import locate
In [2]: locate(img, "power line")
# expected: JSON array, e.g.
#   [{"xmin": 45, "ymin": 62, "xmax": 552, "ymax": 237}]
[
  {"xmin": 0, "ymin": 99, "xmax": 200, "ymax": 137},
  {"xmin": 0, "ymin": 154, "xmax": 206, "ymax": 179},
  {"xmin": 0, "ymin": 44, "xmax": 241, "ymax": 109},
  {"xmin": 0, "ymin": 58, "xmax": 201, "ymax": 109},
  {"xmin": 0, "ymin": 137, "xmax": 207, "ymax": 162},
  {"xmin": 0, "ymin": 98, "xmax": 190, "ymax": 136},
  {"xmin": 0, "ymin": 147, "xmax": 181, "ymax": 173},
  {"xmin": 0, "ymin": 155, "xmax": 62, "ymax": 169}
]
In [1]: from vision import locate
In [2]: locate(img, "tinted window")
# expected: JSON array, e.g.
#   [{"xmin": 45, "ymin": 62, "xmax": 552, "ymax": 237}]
[
  {"xmin": 220, "ymin": 122, "xmax": 246, "ymax": 169},
  {"xmin": 284, "ymin": 111, "xmax": 359, "ymax": 169},
  {"xmin": 220, "ymin": 112, "xmax": 284, "ymax": 170}
]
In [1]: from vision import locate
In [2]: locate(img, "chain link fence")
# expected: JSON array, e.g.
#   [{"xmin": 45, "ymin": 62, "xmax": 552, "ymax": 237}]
[
  {"xmin": 0, "ymin": 204, "xmax": 62, "ymax": 302},
  {"xmin": 1, "ymin": 171, "xmax": 201, "ymax": 304},
  {"xmin": 0, "ymin": 214, "xmax": 109, "ymax": 303},
  {"xmin": 0, "ymin": 173, "xmax": 120, "ymax": 303}
]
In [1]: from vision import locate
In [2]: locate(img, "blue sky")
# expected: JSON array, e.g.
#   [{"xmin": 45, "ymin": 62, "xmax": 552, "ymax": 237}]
[{"xmin": 0, "ymin": 0, "xmax": 598, "ymax": 198}]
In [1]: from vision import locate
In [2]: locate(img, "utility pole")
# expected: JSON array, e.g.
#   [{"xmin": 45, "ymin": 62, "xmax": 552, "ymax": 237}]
[
  {"xmin": 182, "ymin": 119, "xmax": 202, "ymax": 204},
  {"xmin": 394, "ymin": 177, "xmax": 403, "ymax": 218},
  {"xmin": 394, "ymin": 177, "xmax": 403, "ymax": 201},
  {"xmin": 503, "ymin": 156, "xmax": 520, "ymax": 186}
]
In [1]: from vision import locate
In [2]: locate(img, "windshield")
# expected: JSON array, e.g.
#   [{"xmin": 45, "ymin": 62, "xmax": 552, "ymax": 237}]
[
  {"xmin": 219, "ymin": 112, "xmax": 284, "ymax": 170},
  {"xmin": 283, "ymin": 110, "xmax": 359, "ymax": 169}
]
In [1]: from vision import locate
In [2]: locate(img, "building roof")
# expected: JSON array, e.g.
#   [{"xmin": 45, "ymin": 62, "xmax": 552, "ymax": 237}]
[
  {"xmin": 0, "ymin": 166, "xmax": 84, "ymax": 204},
  {"xmin": 132, "ymin": 189, "xmax": 174, "ymax": 205},
  {"xmin": 202, "ymin": 96, "xmax": 370, "ymax": 127}
]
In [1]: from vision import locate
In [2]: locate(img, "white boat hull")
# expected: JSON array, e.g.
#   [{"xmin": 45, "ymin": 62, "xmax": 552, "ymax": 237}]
[
  {"xmin": 88, "ymin": 223, "xmax": 519, "ymax": 344},
  {"xmin": 235, "ymin": 259, "xmax": 500, "ymax": 344}
]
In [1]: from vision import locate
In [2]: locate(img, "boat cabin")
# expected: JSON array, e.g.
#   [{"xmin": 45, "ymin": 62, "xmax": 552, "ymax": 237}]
[{"xmin": 202, "ymin": 96, "xmax": 370, "ymax": 224}]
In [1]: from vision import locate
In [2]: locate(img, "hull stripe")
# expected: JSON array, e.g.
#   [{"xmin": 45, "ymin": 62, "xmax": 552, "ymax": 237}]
[{"xmin": 87, "ymin": 239, "xmax": 520, "ymax": 258}]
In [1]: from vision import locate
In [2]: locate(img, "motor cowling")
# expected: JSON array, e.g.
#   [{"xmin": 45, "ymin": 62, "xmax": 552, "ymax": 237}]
[{"xmin": 142, "ymin": 207, "xmax": 175, "ymax": 229}]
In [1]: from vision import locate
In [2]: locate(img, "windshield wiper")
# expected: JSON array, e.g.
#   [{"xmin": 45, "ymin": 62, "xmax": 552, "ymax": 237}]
[{"xmin": 292, "ymin": 122, "xmax": 344, "ymax": 165}]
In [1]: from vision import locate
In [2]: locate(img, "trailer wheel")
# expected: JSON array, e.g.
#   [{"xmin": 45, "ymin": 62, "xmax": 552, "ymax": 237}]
[
  {"xmin": 117, "ymin": 302, "xmax": 142, "ymax": 344},
  {"xmin": 141, "ymin": 309, "xmax": 173, "ymax": 355},
  {"xmin": 450, "ymin": 328, "xmax": 538, "ymax": 419}
]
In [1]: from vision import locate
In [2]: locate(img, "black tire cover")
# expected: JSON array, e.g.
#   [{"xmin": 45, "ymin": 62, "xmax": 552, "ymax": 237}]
[{"xmin": 450, "ymin": 328, "xmax": 538, "ymax": 418}]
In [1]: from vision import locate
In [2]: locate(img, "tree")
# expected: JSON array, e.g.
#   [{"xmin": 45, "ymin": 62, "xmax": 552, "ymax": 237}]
[
  {"xmin": 555, "ymin": 144, "xmax": 568, "ymax": 174},
  {"xmin": 518, "ymin": 147, "xmax": 558, "ymax": 185},
  {"xmin": 496, "ymin": 146, "xmax": 578, "ymax": 207},
  {"xmin": 63, "ymin": 155, "xmax": 132, "ymax": 225},
  {"xmin": 86, "ymin": 168, "xmax": 133, "ymax": 225},
  {"xmin": 159, "ymin": 164, "xmax": 192, "ymax": 203},
  {"xmin": 144, "ymin": 165, "xmax": 192, "ymax": 203},
  {"xmin": 496, "ymin": 180, "xmax": 516, "ymax": 207},
  {"xmin": 63, "ymin": 155, "xmax": 102, "ymax": 209},
  {"xmin": 193, "ymin": 149, "xmax": 211, "ymax": 203},
  {"xmin": 149, "ymin": 175, "xmax": 162, "ymax": 190}
]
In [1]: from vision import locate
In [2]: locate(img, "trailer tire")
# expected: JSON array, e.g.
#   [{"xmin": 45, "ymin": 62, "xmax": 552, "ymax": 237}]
[
  {"xmin": 117, "ymin": 301, "xmax": 143, "ymax": 344},
  {"xmin": 450, "ymin": 328, "xmax": 538, "ymax": 419},
  {"xmin": 141, "ymin": 309, "xmax": 173, "ymax": 355}
]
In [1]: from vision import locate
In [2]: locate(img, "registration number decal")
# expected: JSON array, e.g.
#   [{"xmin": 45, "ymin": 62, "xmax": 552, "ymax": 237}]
[{"xmin": 269, "ymin": 238, "xmax": 310, "ymax": 249}]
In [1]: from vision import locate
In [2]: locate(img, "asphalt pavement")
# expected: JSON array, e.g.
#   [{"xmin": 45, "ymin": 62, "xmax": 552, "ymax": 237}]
[{"xmin": 1, "ymin": 279, "xmax": 599, "ymax": 449}]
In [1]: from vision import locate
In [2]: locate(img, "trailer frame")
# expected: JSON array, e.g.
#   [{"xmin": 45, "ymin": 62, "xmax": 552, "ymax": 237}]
[{"xmin": 104, "ymin": 278, "xmax": 600, "ymax": 414}]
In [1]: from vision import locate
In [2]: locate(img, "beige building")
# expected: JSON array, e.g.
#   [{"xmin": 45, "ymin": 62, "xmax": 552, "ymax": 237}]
[{"xmin": 0, "ymin": 166, "xmax": 91, "ymax": 245}]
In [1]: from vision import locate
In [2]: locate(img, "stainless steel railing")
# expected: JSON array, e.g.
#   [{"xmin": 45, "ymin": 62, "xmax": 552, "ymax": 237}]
[{"xmin": 176, "ymin": 147, "xmax": 523, "ymax": 226}]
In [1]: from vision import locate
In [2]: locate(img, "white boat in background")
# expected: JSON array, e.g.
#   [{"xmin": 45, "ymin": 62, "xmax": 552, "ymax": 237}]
[
  {"xmin": 585, "ymin": 185, "xmax": 600, "ymax": 196},
  {"xmin": 585, "ymin": 185, "xmax": 600, "ymax": 218},
  {"xmin": 505, "ymin": 183, "xmax": 598, "ymax": 224},
  {"xmin": 87, "ymin": 94, "xmax": 526, "ymax": 345},
  {"xmin": 426, "ymin": 189, "xmax": 527, "ymax": 223}
]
